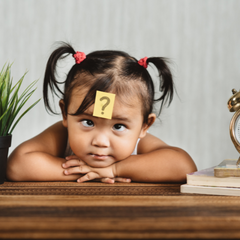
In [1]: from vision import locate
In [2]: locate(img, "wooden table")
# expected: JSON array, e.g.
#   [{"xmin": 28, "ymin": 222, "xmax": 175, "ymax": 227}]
[{"xmin": 1, "ymin": 181, "xmax": 240, "ymax": 239}]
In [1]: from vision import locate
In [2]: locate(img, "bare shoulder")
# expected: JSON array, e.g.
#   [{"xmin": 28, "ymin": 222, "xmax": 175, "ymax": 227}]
[
  {"xmin": 10, "ymin": 121, "xmax": 68, "ymax": 157},
  {"xmin": 137, "ymin": 133, "xmax": 169, "ymax": 154},
  {"xmin": 138, "ymin": 133, "xmax": 197, "ymax": 173}
]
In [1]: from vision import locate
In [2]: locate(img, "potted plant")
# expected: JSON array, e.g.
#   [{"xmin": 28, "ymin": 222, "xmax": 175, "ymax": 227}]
[{"xmin": 0, "ymin": 63, "xmax": 40, "ymax": 184}]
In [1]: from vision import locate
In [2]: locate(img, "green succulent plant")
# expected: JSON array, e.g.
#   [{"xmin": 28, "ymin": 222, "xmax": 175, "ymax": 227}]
[{"xmin": 0, "ymin": 63, "xmax": 40, "ymax": 136}]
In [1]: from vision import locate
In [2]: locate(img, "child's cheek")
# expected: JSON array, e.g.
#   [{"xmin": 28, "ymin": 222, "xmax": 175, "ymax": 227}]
[{"xmin": 114, "ymin": 141, "xmax": 136, "ymax": 160}]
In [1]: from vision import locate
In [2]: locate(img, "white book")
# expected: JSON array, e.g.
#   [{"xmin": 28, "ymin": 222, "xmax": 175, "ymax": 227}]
[
  {"xmin": 181, "ymin": 160, "xmax": 240, "ymax": 196},
  {"xmin": 181, "ymin": 184, "xmax": 240, "ymax": 196}
]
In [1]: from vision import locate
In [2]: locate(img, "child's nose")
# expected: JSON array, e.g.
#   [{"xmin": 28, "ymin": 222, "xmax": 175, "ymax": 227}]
[{"xmin": 91, "ymin": 133, "xmax": 110, "ymax": 148}]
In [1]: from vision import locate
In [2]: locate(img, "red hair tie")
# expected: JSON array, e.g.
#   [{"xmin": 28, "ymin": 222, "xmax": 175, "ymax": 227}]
[
  {"xmin": 73, "ymin": 51, "xmax": 86, "ymax": 64},
  {"xmin": 138, "ymin": 57, "xmax": 148, "ymax": 68}
]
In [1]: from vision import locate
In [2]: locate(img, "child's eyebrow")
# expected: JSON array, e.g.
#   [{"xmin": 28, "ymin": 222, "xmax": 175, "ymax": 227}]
[
  {"xmin": 80, "ymin": 112, "xmax": 93, "ymax": 117},
  {"xmin": 81, "ymin": 111, "xmax": 131, "ymax": 122},
  {"xmin": 111, "ymin": 115, "xmax": 131, "ymax": 122}
]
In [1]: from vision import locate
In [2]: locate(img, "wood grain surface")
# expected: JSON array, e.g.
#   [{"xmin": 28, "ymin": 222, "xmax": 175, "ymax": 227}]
[{"xmin": 1, "ymin": 181, "xmax": 240, "ymax": 239}]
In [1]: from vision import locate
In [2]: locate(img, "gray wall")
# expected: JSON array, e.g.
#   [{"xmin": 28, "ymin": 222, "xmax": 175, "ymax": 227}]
[{"xmin": 1, "ymin": 0, "xmax": 240, "ymax": 170}]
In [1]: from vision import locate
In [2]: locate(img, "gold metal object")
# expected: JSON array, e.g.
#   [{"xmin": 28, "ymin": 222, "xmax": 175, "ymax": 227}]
[
  {"xmin": 228, "ymin": 89, "xmax": 240, "ymax": 166},
  {"xmin": 228, "ymin": 89, "xmax": 240, "ymax": 112},
  {"xmin": 236, "ymin": 156, "xmax": 240, "ymax": 167}
]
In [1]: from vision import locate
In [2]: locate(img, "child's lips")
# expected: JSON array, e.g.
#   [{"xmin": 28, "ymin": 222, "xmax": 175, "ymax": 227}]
[{"xmin": 89, "ymin": 153, "xmax": 110, "ymax": 160}]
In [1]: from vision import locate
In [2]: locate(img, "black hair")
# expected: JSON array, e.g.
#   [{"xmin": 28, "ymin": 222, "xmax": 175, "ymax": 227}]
[{"xmin": 43, "ymin": 42, "xmax": 174, "ymax": 124}]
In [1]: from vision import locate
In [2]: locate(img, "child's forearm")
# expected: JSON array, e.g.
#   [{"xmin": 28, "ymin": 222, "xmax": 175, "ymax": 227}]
[
  {"xmin": 7, "ymin": 151, "xmax": 80, "ymax": 182},
  {"xmin": 115, "ymin": 148, "xmax": 197, "ymax": 182}
]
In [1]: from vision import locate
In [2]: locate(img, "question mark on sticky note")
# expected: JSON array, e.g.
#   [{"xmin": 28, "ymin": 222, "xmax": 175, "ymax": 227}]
[
  {"xmin": 100, "ymin": 96, "xmax": 110, "ymax": 115},
  {"xmin": 93, "ymin": 91, "xmax": 116, "ymax": 119}
]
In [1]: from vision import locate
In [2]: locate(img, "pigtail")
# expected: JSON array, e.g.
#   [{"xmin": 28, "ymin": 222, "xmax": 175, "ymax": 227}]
[
  {"xmin": 147, "ymin": 57, "xmax": 174, "ymax": 113},
  {"xmin": 43, "ymin": 42, "xmax": 75, "ymax": 114}
]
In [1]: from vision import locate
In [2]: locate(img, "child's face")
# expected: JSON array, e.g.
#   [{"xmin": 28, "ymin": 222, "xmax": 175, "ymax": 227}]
[{"xmin": 61, "ymin": 88, "xmax": 154, "ymax": 168}]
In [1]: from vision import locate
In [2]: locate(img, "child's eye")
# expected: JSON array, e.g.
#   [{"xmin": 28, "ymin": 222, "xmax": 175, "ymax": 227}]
[
  {"xmin": 113, "ymin": 124, "xmax": 126, "ymax": 132},
  {"xmin": 81, "ymin": 119, "xmax": 94, "ymax": 128}
]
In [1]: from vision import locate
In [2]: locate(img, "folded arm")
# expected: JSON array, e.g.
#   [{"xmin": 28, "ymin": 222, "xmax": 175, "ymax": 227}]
[
  {"xmin": 63, "ymin": 133, "xmax": 197, "ymax": 183},
  {"xmin": 6, "ymin": 122, "xmax": 81, "ymax": 182},
  {"xmin": 7, "ymin": 121, "xmax": 131, "ymax": 183},
  {"xmin": 115, "ymin": 133, "xmax": 197, "ymax": 182}
]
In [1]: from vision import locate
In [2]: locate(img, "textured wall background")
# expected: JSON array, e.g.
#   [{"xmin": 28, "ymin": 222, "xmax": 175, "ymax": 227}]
[{"xmin": 0, "ymin": 0, "xmax": 240, "ymax": 170}]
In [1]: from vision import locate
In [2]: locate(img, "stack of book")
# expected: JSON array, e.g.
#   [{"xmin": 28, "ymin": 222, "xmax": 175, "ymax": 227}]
[{"xmin": 181, "ymin": 159, "xmax": 240, "ymax": 196}]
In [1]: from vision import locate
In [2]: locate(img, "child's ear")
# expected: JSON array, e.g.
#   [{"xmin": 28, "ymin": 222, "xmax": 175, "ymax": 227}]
[
  {"xmin": 139, "ymin": 113, "xmax": 156, "ymax": 138},
  {"xmin": 59, "ymin": 100, "xmax": 68, "ymax": 128}
]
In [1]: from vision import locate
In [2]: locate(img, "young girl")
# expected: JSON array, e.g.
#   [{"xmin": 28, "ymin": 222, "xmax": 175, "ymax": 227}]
[{"xmin": 6, "ymin": 42, "xmax": 197, "ymax": 183}]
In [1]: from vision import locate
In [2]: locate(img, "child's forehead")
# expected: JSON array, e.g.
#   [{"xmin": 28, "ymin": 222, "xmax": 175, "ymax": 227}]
[
  {"xmin": 69, "ymin": 87, "xmax": 141, "ymax": 113},
  {"xmin": 85, "ymin": 96, "xmax": 143, "ymax": 121},
  {"xmin": 70, "ymin": 86, "xmax": 140, "ymax": 105}
]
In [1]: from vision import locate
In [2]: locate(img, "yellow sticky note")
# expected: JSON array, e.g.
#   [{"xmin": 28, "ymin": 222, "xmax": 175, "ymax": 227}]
[{"xmin": 93, "ymin": 91, "xmax": 116, "ymax": 119}]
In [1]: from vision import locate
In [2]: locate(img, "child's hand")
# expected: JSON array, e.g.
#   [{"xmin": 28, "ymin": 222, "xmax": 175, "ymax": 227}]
[{"xmin": 62, "ymin": 155, "xmax": 131, "ymax": 184}]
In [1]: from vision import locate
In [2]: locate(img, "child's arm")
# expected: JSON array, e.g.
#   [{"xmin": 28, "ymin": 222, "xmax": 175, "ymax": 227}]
[
  {"xmin": 114, "ymin": 133, "xmax": 197, "ymax": 182},
  {"xmin": 7, "ymin": 122, "xmax": 130, "ymax": 183},
  {"xmin": 6, "ymin": 122, "xmax": 82, "ymax": 181},
  {"xmin": 63, "ymin": 133, "xmax": 197, "ymax": 183}
]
